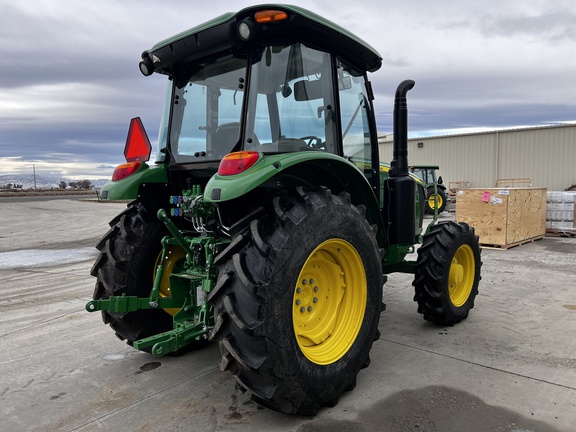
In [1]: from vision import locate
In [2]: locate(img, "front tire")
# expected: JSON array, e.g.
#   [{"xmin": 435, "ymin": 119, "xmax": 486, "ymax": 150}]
[
  {"xmin": 413, "ymin": 221, "xmax": 481, "ymax": 325},
  {"xmin": 209, "ymin": 187, "xmax": 384, "ymax": 415}
]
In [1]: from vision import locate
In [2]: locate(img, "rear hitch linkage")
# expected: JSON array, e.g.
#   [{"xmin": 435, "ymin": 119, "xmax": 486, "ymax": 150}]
[{"xmin": 86, "ymin": 185, "xmax": 229, "ymax": 356}]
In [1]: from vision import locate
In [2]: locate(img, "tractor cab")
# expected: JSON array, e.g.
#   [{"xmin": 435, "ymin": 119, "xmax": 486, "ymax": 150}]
[
  {"xmin": 156, "ymin": 42, "xmax": 375, "ymax": 165},
  {"xmin": 102, "ymin": 6, "xmax": 384, "ymax": 210},
  {"xmin": 148, "ymin": 7, "xmax": 381, "ymax": 186},
  {"xmin": 410, "ymin": 165, "xmax": 442, "ymax": 186}
]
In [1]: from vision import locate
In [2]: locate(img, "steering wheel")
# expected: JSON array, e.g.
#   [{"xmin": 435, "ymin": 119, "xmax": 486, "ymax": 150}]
[{"xmin": 300, "ymin": 136, "xmax": 323, "ymax": 149}]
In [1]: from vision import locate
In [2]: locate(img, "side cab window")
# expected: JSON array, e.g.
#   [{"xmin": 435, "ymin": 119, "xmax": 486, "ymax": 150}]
[{"xmin": 337, "ymin": 60, "xmax": 373, "ymax": 170}]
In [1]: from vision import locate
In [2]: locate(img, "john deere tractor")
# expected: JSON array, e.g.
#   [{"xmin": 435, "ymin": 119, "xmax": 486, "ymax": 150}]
[
  {"xmin": 410, "ymin": 165, "xmax": 448, "ymax": 215},
  {"xmin": 87, "ymin": 5, "xmax": 481, "ymax": 415}
]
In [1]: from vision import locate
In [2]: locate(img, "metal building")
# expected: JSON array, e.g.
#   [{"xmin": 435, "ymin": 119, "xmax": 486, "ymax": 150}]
[{"xmin": 378, "ymin": 123, "xmax": 576, "ymax": 191}]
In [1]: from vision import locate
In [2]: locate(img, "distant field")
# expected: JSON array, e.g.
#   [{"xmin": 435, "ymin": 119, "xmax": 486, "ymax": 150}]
[{"xmin": 0, "ymin": 189, "xmax": 97, "ymax": 197}]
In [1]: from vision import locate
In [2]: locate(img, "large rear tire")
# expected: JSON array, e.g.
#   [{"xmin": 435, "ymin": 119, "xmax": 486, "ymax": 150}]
[
  {"xmin": 91, "ymin": 201, "xmax": 183, "ymax": 349},
  {"xmin": 208, "ymin": 187, "xmax": 384, "ymax": 415},
  {"xmin": 413, "ymin": 221, "xmax": 481, "ymax": 325}
]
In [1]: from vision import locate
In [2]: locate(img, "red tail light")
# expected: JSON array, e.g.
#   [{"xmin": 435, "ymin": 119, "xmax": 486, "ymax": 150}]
[
  {"xmin": 218, "ymin": 151, "xmax": 260, "ymax": 176},
  {"xmin": 112, "ymin": 162, "xmax": 141, "ymax": 181},
  {"xmin": 124, "ymin": 117, "xmax": 151, "ymax": 162}
]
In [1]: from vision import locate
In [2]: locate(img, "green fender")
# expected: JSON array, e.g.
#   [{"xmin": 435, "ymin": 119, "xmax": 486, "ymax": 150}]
[
  {"xmin": 204, "ymin": 152, "xmax": 385, "ymax": 246},
  {"xmin": 99, "ymin": 163, "xmax": 168, "ymax": 201}
]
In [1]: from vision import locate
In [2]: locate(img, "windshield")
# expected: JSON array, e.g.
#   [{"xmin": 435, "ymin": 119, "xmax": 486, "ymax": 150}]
[
  {"xmin": 245, "ymin": 43, "xmax": 337, "ymax": 153},
  {"xmin": 169, "ymin": 55, "xmax": 247, "ymax": 162},
  {"xmin": 411, "ymin": 168, "xmax": 435, "ymax": 184}
]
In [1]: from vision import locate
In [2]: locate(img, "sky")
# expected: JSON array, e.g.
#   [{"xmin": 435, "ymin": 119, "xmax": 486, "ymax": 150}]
[{"xmin": 1, "ymin": 0, "xmax": 575, "ymax": 179}]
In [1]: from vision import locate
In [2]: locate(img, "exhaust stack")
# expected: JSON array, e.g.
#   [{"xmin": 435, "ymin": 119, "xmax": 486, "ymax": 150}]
[
  {"xmin": 385, "ymin": 80, "xmax": 415, "ymax": 246},
  {"xmin": 389, "ymin": 80, "xmax": 415, "ymax": 178}
]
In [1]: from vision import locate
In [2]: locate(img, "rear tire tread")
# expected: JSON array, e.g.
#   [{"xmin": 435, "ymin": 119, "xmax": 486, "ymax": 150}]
[{"xmin": 209, "ymin": 187, "xmax": 383, "ymax": 415}]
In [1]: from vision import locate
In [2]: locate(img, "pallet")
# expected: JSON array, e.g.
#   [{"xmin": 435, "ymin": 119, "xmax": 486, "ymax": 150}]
[
  {"xmin": 480, "ymin": 234, "xmax": 545, "ymax": 250},
  {"xmin": 546, "ymin": 229, "xmax": 576, "ymax": 238},
  {"xmin": 495, "ymin": 178, "xmax": 532, "ymax": 188}
]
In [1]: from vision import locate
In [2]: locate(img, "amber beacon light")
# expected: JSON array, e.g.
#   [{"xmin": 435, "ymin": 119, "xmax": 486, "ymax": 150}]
[{"xmin": 254, "ymin": 10, "xmax": 288, "ymax": 23}]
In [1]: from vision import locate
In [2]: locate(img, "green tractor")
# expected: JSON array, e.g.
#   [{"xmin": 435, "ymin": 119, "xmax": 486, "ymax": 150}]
[
  {"xmin": 410, "ymin": 165, "xmax": 448, "ymax": 215},
  {"xmin": 87, "ymin": 5, "xmax": 481, "ymax": 416}
]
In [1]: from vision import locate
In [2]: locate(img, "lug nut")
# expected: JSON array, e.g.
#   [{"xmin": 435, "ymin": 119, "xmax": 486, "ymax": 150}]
[
  {"xmin": 314, "ymin": 286, "xmax": 319, "ymax": 292},
  {"xmin": 296, "ymin": 299, "xmax": 301, "ymax": 305},
  {"xmin": 297, "ymin": 287, "xmax": 302, "ymax": 293},
  {"xmin": 313, "ymin": 297, "xmax": 318, "ymax": 303},
  {"xmin": 302, "ymin": 279, "xmax": 308, "ymax": 285},
  {"xmin": 300, "ymin": 307, "xmax": 306, "ymax": 313},
  {"xmin": 308, "ymin": 306, "xmax": 313, "ymax": 311},
  {"xmin": 309, "ymin": 278, "xmax": 315, "ymax": 284}
]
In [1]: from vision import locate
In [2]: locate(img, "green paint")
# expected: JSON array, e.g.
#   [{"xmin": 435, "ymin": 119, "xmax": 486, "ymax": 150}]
[
  {"xmin": 87, "ymin": 185, "xmax": 230, "ymax": 356},
  {"xmin": 99, "ymin": 163, "xmax": 167, "ymax": 201},
  {"xmin": 205, "ymin": 152, "xmax": 360, "ymax": 202}
]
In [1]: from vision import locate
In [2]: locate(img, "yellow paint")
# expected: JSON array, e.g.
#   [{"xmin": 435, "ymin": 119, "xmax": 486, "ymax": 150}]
[
  {"xmin": 154, "ymin": 246, "xmax": 186, "ymax": 316},
  {"xmin": 293, "ymin": 239, "xmax": 366, "ymax": 365},
  {"xmin": 449, "ymin": 244, "xmax": 475, "ymax": 307}
]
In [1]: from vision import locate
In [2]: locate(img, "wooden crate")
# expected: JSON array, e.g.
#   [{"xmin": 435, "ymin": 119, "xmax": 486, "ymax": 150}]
[
  {"xmin": 456, "ymin": 188, "xmax": 547, "ymax": 249},
  {"xmin": 449, "ymin": 181, "xmax": 471, "ymax": 196},
  {"xmin": 495, "ymin": 178, "xmax": 532, "ymax": 187}
]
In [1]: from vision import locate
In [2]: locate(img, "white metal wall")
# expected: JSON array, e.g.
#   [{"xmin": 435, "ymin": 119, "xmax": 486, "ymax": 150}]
[{"xmin": 379, "ymin": 124, "xmax": 576, "ymax": 191}]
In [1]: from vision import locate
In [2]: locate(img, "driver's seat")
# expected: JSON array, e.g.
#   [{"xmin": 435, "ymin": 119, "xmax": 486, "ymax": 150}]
[{"xmin": 215, "ymin": 122, "xmax": 260, "ymax": 152}]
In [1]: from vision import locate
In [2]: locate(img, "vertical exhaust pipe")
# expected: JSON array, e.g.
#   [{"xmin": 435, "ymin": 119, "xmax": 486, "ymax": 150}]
[
  {"xmin": 389, "ymin": 80, "xmax": 415, "ymax": 178},
  {"xmin": 385, "ymin": 80, "xmax": 415, "ymax": 246}
]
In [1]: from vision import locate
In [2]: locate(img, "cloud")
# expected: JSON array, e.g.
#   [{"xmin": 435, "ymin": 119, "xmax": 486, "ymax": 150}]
[
  {"xmin": 0, "ymin": 0, "xmax": 575, "ymax": 178},
  {"xmin": 479, "ymin": 11, "xmax": 576, "ymax": 41}
]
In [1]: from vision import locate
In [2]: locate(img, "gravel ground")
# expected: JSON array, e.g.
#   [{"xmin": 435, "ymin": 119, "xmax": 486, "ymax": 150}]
[{"xmin": 1, "ymin": 197, "xmax": 574, "ymax": 431}]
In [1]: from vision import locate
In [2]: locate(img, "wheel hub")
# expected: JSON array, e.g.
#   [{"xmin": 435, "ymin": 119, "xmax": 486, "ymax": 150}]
[
  {"xmin": 294, "ymin": 255, "xmax": 345, "ymax": 346},
  {"xmin": 428, "ymin": 194, "xmax": 443, "ymax": 209},
  {"xmin": 154, "ymin": 246, "xmax": 186, "ymax": 316},
  {"xmin": 448, "ymin": 244, "xmax": 475, "ymax": 307},
  {"xmin": 295, "ymin": 279, "xmax": 320, "ymax": 314},
  {"xmin": 293, "ymin": 239, "xmax": 366, "ymax": 365},
  {"xmin": 449, "ymin": 261, "xmax": 464, "ymax": 286}
]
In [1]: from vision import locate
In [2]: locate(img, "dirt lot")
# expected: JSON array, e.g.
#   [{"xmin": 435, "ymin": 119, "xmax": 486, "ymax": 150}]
[{"xmin": 1, "ymin": 197, "xmax": 575, "ymax": 431}]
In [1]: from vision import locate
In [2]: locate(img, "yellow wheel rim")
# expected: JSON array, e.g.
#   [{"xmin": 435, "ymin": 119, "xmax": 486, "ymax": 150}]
[
  {"xmin": 428, "ymin": 193, "xmax": 443, "ymax": 210},
  {"xmin": 448, "ymin": 244, "xmax": 475, "ymax": 307},
  {"xmin": 293, "ymin": 239, "xmax": 367, "ymax": 365},
  {"xmin": 154, "ymin": 246, "xmax": 186, "ymax": 316}
]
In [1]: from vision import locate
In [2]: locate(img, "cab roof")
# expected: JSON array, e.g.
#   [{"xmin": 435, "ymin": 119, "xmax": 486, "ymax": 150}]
[{"xmin": 142, "ymin": 4, "xmax": 382, "ymax": 75}]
